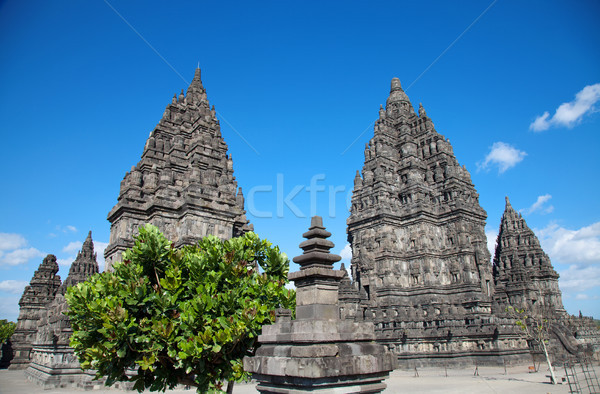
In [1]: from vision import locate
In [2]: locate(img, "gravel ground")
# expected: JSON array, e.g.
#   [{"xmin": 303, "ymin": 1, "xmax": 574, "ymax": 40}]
[{"xmin": 1, "ymin": 364, "xmax": 597, "ymax": 393}]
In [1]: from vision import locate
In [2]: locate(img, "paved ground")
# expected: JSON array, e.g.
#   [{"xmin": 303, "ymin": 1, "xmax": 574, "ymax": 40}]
[{"xmin": 1, "ymin": 364, "xmax": 597, "ymax": 393}]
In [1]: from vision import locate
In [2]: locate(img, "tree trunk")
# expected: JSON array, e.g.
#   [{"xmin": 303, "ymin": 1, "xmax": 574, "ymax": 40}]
[
  {"xmin": 226, "ymin": 380, "xmax": 235, "ymax": 394},
  {"xmin": 540, "ymin": 339, "xmax": 556, "ymax": 384}
]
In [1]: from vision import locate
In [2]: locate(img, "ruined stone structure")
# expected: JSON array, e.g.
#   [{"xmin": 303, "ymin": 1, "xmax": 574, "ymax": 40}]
[
  {"xmin": 105, "ymin": 68, "xmax": 252, "ymax": 269},
  {"xmin": 339, "ymin": 78, "xmax": 530, "ymax": 366},
  {"xmin": 25, "ymin": 231, "xmax": 100, "ymax": 387},
  {"xmin": 245, "ymin": 217, "xmax": 396, "ymax": 392},
  {"xmin": 9, "ymin": 254, "xmax": 62, "ymax": 369},
  {"xmin": 493, "ymin": 198, "xmax": 600, "ymax": 359}
]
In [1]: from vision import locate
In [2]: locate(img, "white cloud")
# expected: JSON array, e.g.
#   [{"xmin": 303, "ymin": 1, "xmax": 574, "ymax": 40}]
[
  {"xmin": 478, "ymin": 142, "xmax": 527, "ymax": 174},
  {"xmin": 537, "ymin": 222, "xmax": 600, "ymax": 265},
  {"xmin": 486, "ymin": 228, "xmax": 498, "ymax": 257},
  {"xmin": 339, "ymin": 243, "xmax": 352, "ymax": 260},
  {"xmin": 530, "ymin": 83, "xmax": 600, "ymax": 131},
  {"xmin": 530, "ymin": 112, "xmax": 551, "ymax": 131},
  {"xmin": 0, "ymin": 247, "xmax": 45, "ymax": 266},
  {"xmin": 93, "ymin": 241, "xmax": 109, "ymax": 272},
  {"xmin": 66, "ymin": 225, "xmax": 77, "ymax": 233},
  {"xmin": 0, "ymin": 296, "xmax": 20, "ymax": 322},
  {"xmin": 558, "ymin": 265, "xmax": 600, "ymax": 292},
  {"xmin": 574, "ymin": 293, "xmax": 599, "ymax": 301},
  {"xmin": 63, "ymin": 241, "xmax": 82, "ymax": 253},
  {"xmin": 57, "ymin": 257, "xmax": 74, "ymax": 267},
  {"xmin": 525, "ymin": 194, "xmax": 554, "ymax": 215},
  {"xmin": 0, "ymin": 280, "xmax": 28, "ymax": 294},
  {"xmin": 0, "ymin": 233, "xmax": 27, "ymax": 251}
]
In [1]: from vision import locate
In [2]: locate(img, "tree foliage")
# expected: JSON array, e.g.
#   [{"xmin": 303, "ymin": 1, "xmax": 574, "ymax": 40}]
[
  {"xmin": 66, "ymin": 224, "xmax": 295, "ymax": 392},
  {"xmin": 0, "ymin": 319, "xmax": 16, "ymax": 345},
  {"xmin": 506, "ymin": 306, "xmax": 557, "ymax": 384}
]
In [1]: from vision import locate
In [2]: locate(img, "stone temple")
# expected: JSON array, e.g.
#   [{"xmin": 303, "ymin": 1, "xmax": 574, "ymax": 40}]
[
  {"xmin": 104, "ymin": 68, "xmax": 252, "ymax": 269},
  {"xmin": 339, "ymin": 78, "xmax": 599, "ymax": 365}
]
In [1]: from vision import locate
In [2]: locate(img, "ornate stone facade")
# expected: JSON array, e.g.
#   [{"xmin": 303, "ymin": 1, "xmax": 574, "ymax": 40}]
[
  {"xmin": 9, "ymin": 254, "xmax": 61, "ymax": 369},
  {"xmin": 245, "ymin": 217, "xmax": 396, "ymax": 392},
  {"xmin": 339, "ymin": 79, "xmax": 529, "ymax": 366},
  {"xmin": 25, "ymin": 231, "xmax": 100, "ymax": 388},
  {"xmin": 105, "ymin": 68, "xmax": 252, "ymax": 269}
]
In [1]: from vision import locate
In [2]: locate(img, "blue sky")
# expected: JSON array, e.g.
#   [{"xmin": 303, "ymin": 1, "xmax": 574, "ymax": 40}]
[{"xmin": 1, "ymin": 1, "xmax": 599, "ymax": 322}]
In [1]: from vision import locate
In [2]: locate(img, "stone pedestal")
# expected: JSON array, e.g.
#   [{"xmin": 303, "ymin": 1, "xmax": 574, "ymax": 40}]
[{"xmin": 244, "ymin": 217, "xmax": 396, "ymax": 393}]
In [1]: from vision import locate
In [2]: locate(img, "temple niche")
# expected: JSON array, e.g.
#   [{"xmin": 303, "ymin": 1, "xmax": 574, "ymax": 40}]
[
  {"xmin": 9, "ymin": 254, "xmax": 62, "ymax": 370},
  {"xmin": 104, "ymin": 68, "xmax": 252, "ymax": 269},
  {"xmin": 339, "ymin": 78, "xmax": 530, "ymax": 366}
]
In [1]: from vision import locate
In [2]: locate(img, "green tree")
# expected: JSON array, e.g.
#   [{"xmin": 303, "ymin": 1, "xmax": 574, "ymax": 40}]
[
  {"xmin": 0, "ymin": 319, "xmax": 16, "ymax": 346},
  {"xmin": 66, "ymin": 224, "xmax": 295, "ymax": 393},
  {"xmin": 506, "ymin": 306, "xmax": 557, "ymax": 384}
]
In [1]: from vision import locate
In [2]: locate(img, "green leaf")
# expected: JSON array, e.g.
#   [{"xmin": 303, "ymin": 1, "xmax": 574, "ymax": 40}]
[{"xmin": 65, "ymin": 226, "xmax": 295, "ymax": 393}]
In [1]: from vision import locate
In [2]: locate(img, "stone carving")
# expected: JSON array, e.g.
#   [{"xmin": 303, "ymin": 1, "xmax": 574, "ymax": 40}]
[
  {"xmin": 25, "ymin": 231, "xmax": 100, "ymax": 388},
  {"xmin": 340, "ymin": 78, "xmax": 530, "ymax": 366},
  {"xmin": 9, "ymin": 254, "xmax": 61, "ymax": 369},
  {"xmin": 245, "ymin": 216, "xmax": 396, "ymax": 392},
  {"xmin": 105, "ymin": 68, "xmax": 252, "ymax": 269}
]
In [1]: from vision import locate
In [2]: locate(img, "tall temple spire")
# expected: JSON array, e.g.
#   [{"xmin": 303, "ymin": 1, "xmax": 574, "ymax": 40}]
[
  {"xmin": 60, "ymin": 231, "xmax": 99, "ymax": 294},
  {"xmin": 385, "ymin": 77, "xmax": 413, "ymax": 117},
  {"xmin": 186, "ymin": 67, "xmax": 206, "ymax": 104},
  {"xmin": 105, "ymin": 68, "xmax": 252, "ymax": 269},
  {"xmin": 341, "ymin": 77, "xmax": 521, "ymax": 366}
]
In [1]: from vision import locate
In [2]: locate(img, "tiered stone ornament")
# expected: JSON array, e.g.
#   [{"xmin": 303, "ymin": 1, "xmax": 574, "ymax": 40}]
[
  {"xmin": 9, "ymin": 254, "xmax": 62, "ymax": 369},
  {"xmin": 105, "ymin": 68, "xmax": 252, "ymax": 270},
  {"xmin": 245, "ymin": 216, "xmax": 396, "ymax": 393},
  {"xmin": 26, "ymin": 231, "xmax": 100, "ymax": 388}
]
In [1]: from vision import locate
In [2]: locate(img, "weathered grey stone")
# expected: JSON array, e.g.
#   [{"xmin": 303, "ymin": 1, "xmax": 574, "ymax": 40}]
[
  {"xmin": 339, "ymin": 79, "xmax": 531, "ymax": 367},
  {"xmin": 245, "ymin": 216, "xmax": 396, "ymax": 393},
  {"xmin": 25, "ymin": 231, "xmax": 100, "ymax": 388},
  {"xmin": 104, "ymin": 67, "xmax": 252, "ymax": 269},
  {"xmin": 9, "ymin": 255, "xmax": 61, "ymax": 369}
]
